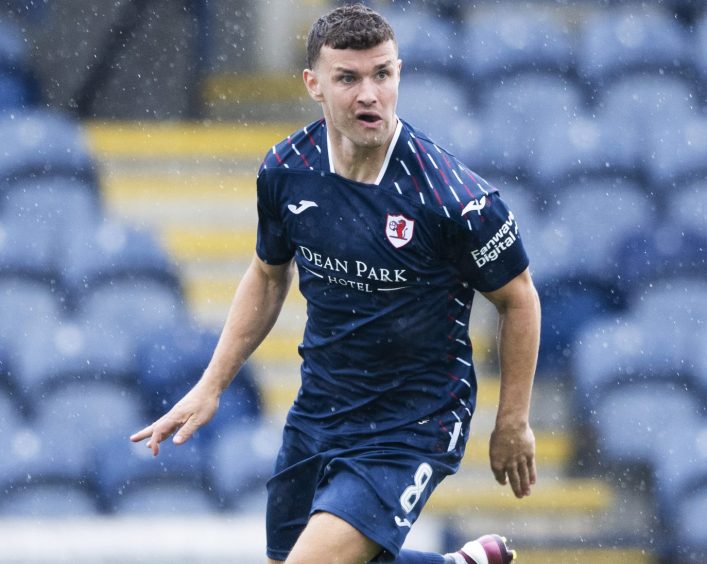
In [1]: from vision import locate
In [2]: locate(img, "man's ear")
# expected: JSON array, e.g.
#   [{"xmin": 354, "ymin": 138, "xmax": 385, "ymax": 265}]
[{"xmin": 303, "ymin": 68, "xmax": 323, "ymax": 102}]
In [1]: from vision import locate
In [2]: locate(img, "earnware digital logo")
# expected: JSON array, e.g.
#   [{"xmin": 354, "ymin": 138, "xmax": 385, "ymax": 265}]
[{"xmin": 471, "ymin": 210, "xmax": 519, "ymax": 267}]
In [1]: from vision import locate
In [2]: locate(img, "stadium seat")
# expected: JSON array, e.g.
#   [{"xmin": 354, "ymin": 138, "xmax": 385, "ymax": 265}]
[
  {"xmin": 593, "ymin": 383, "xmax": 702, "ymax": 471},
  {"xmin": 646, "ymin": 113, "xmax": 707, "ymax": 187},
  {"xmin": 576, "ymin": 6, "xmax": 691, "ymax": 88},
  {"xmin": 666, "ymin": 181, "xmax": 707, "ymax": 234},
  {"xmin": 61, "ymin": 218, "xmax": 181, "ymax": 306},
  {"xmin": 397, "ymin": 72, "xmax": 484, "ymax": 163},
  {"xmin": 460, "ymin": 5, "xmax": 575, "ymax": 82},
  {"xmin": 76, "ymin": 278, "xmax": 187, "ymax": 350},
  {"xmin": 10, "ymin": 317, "xmax": 137, "ymax": 401},
  {"xmin": 479, "ymin": 75, "xmax": 584, "ymax": 177},
  {"xmin": 612, "ymin": 224, "xmax": 707, "ymax": 295},
  {"xmin": 136, "ymin": 324, "xmax": 262, "ymax": 440},
  {"xmin": 532, "ymin": 111, "xmax": 640, "ymax": 186},
  {"xmin": 653, "ymin": 417, "xmax": 707, "ymax": 524},
  {"xmin": 598, "ymin": 75, "xmax": 697, "ymax": 183},
  {"xmin": 0, "ymin": 210, "xmax": 60, "ymax": 283},
  {"xmin": 0, "ymin": 424, "xmax": 98, "ymax": 516},
  {"xmin": 2, "ymin": 177, "xmax": 101, "ymax": 226},
  {"xmin": 207, "ymin": 420, "xmax": 281, "ymax": 510},
  {"xmin": 0, "ymin": 109, "xmax": 96, "ymax": 186},
  {"xmin": 530, "ymin": 178, "xmax": 654, "ymax": 283},
  {"xmin": 94, "ymin": 436, "xmax": 216, "ymax": 514},
  {"xmin": 380, "ymin": 8, "xmax": 459, "ymax": 73},
  {"xmin": 0, "ymin": 21, "xmax": 38, "ymax": 111},
  {"xmin": 673, "ymin": 484, "xmax": 707, "ymax": 561},
  {"xmin": 0, "ymin": 278, "xmax": 61, "ymax": 397},
  {"xmin": 0, "ymin": 388, "xmax": 23, "ymax": 434},
  {"xmin": 34, "ymin": 380, "xmax": 146, "ymax": 447},
  {"xmin": 693, "ymin": 12, "xmax": 707, "ymax": 81}
]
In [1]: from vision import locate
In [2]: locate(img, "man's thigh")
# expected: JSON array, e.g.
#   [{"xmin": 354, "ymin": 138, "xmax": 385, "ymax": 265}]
[{"xmin": 286, "ymin": 511, "xmax": 381, "ymax": 564}]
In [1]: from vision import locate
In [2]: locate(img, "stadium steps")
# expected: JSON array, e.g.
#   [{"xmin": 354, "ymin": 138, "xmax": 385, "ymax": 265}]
[{"xmin": 86, "ymin": 121, "xmax": 655, "ymax": 559}]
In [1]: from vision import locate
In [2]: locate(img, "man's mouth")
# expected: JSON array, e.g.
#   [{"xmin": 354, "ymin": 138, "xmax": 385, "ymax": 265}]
[{"xmin": 356, "ymin": 113, "xmax": 382, "ymax": 125}]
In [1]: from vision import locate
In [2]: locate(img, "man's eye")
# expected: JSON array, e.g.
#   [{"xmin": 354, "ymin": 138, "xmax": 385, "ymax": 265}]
[
  {"xmin": 340, "ymin": 75, "xmax": 355, "ymax": 83},
  {"xmin": 377, "ymin": 70, "xmax": 390, "ymax": 79}
]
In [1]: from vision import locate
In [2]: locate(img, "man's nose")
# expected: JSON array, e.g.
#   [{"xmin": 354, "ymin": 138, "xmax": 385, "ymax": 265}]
[{"xmin": 357, "ymin": 78, "xmax": 377, "ymax": 105}]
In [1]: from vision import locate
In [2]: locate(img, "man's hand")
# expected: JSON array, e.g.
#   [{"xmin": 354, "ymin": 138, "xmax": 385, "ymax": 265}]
[
  {"xmin": 130, "ymin": 381, "xmax": 220, "ymax": 456},
  {"xmin": 489, "ymin": 421, "xmax": 536, "ymax": 498}
]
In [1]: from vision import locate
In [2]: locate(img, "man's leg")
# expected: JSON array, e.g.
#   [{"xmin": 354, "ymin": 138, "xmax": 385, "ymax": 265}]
[
  {"xmin": 285, "ymin": 511, "xmax": 381, "ymax": 564},
  {"xmin": 392, "ymin": 535, "xmax": 516, "ymax": 564}
]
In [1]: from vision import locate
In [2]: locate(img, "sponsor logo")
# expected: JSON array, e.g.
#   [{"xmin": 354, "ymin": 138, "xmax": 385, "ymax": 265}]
[
  {"xmin": 298, "ymin": 245, "xmax": 408, "ymax": 293},
  {"xmin": 386, "ymin": 214, "xmax": 415, "ymax": 248},
  {"xmin": 461, "ymin": 195, "xmax": 487, "ymax": 216},
  {"xmin": 471, "ymin": 210, "xmax": 519, "ymax": 268},
  {"xmin": 288, "ymin": 200, "xmax": 318, "ymax": 214}
]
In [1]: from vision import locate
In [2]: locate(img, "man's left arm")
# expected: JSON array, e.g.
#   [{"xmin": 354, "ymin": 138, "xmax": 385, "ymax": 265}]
[{"xmin": 482, "ymin": 267, "xmax": 541, "ymax": 499}]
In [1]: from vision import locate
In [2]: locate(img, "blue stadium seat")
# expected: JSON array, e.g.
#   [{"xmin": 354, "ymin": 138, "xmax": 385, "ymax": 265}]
[
  {"xmin": 76, "ymin": 279, "xmax": 187, "ymax": 350},
  {"xmin": 0, "ymin": 278, "xmax": 61, "ymax": 397},
  {"xmin": 532, "ymin": 111, "xmax": 640, "ymax": 186},
  {"xmin": 0, "ymin": 388, "xmax": 23, "ymax": 434},
  {"xmin": 0, "ymin": 21, "xmax": 38, "ymax": 112},
  {"xmin": 94, "ymin": 436, "xmax": 216, "ymax": 514},
  {"xmin": 598, "ymin": 75, "xmax": 697, "ymax": 183},
  {"xmin": 667, "ymin": 181, "xmax": 707, "ymax": 234},
  {"xmin": 461, "ymin": 6, "xmax": 575, "ymax": 81},
  {"xmin": 1, "ymin": 177, "xmax": 100, "ymax": 226},
  {"xmin": 646, "ymin": 113, "xmax": 707, "ymax": 187},
  {"xmin": 673, "ymin": 484, "xmax": 707, "ymax": 561},
  {"xmin": 576, "ymin": 7, "xmax": 691, "ymax": 88},
  {"xmin": 397, "ymin": 72, "xmax": 484, "ymax": 162},
  {"xmin": 0, "ymin": 109, "xmax": 96, "ymax": 186},
  {"xmin": 380, "ymin": 9, "xmax": 459, "ymax": 73},
  {"xmin": 693, "ymin": 12, "xmax": 707, "ymax": 81},
  {"xmin": 136, "ymin": 324, "xmax": 262, "ymax": 440},
  {"xmin": 61, "ymin": 219, "xmax": 181, "ymax": 305},
  {"xmin": 480, "ymin": 75, "xmax": 584, "ymax": 177},
  {"xmin": 207, "ymin": 421, "xmax": 281, "ymax": 510},
  {"xmin": 483, "ymin": 177, "xmax": 541, "ymax": 236},
  {"xmin": 612, "ymin": 225, "xmax": 707, "ymax": 294},
  {"xmin": 0, "ymin": 210, "xmax": 60, "ymax": 283},
  {"xmin": 34, "ymin": 381, "xmax": 146, "ymax": 447},
  {"xmin": 653, "ymin": 417, "xmax": 707, "ymax": 525},
  {"xmin": 594, "ymin": 383, "xmax": 702, "ymax": 471},
  {"xmin": 530, "ymin": 178, "xmax": 653, "ymax": 283},
  {"xmin": 0, "ymin": 424, "xmax": 97, "ymax": 516}
]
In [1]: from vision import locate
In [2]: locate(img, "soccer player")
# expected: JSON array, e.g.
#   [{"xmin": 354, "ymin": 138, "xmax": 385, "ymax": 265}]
[{"xmin": 131, "ymin": 4, "xmax": 540, "ymax": 564}]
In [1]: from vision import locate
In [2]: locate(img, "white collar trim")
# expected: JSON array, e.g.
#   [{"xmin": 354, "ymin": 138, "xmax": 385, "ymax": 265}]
[{"xmin": 326, "ymin": 118, "xmax": 402, "ymax": 185}]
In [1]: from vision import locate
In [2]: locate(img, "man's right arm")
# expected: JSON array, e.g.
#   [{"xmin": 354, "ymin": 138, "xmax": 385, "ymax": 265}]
[{"xmin": 130, "ymin": 254, "xmax": 294, "ymax": 455}]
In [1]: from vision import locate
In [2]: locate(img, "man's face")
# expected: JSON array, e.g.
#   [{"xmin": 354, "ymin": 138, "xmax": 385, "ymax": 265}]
[{"xmin": 304, "ymin": 40, "xmax": 401, "ymax": 149}]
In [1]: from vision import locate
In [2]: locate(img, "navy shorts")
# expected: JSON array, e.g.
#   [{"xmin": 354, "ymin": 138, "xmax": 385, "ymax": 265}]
[{"xmin": 265, "ymin": 412, "xmax": 469, "ymax": 561}]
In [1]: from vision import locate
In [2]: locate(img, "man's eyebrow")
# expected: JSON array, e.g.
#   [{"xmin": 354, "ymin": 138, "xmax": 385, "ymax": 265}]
[{"xmin": 332, "ymin": 60, "xmax": 394, "ymax": 73}]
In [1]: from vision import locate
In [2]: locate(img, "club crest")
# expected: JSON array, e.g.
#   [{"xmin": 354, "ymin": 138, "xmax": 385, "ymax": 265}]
[{"xmin": 386, "ymin": 214, "xmax": 415, "ymax": 248}]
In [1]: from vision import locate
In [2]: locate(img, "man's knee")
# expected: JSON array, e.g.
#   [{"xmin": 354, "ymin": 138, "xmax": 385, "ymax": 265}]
[{"xmin": 286, "ymin": 511, "xmax": 381, "ymax": 563}]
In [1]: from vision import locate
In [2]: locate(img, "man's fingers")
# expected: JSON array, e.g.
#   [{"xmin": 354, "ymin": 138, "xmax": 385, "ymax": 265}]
[
  {"xmin": 517, "ymin": 458, "xmax": 531, "ymax": 497},
  {"xmin": 173, "ymin": 415, "xmax": 200, "ymax": 445},
  {"xmin": 528, "ymin": 455, "xmax": 537, "ymax": 485},
  {"xmin": 130, "ymin": 426, "xmax": 153, "ymax": 443},
  {"xmin": 507, "ymin": 465, "xmax": 522, "ymax": 498},
  {"xmin": 492, "ymin": 464, "xmax": 507, "ymax": 485}
]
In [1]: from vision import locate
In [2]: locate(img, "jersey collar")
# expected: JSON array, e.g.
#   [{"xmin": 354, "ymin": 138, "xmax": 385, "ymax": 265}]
[{"xmin": 324, "ymin": 118, "xmax": 403, "ymax": 186}]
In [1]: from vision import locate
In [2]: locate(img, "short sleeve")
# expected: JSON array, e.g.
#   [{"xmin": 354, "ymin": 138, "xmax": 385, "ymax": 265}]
[
  {"xmin": 255, "ymin": 170, "xmax": 295, "ymax": 265},
  {"xmin": 451, "ymin": 191, "xmax": 529, "ymax": 292}
]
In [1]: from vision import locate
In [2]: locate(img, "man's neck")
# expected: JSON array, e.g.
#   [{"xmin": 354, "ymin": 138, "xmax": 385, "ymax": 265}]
[{"xmin": 327, "ymin": 122, "xmax": 398, "ymax": 184}]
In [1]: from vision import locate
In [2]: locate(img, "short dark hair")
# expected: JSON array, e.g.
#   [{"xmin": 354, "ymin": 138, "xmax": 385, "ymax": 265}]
[{"xmin": 306, "ymin": 3, "xmax": 396, "ymax": 69}]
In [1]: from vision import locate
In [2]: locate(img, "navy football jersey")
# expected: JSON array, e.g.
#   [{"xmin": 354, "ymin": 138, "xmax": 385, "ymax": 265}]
[{"xmin": 256, "ymin": 118, "xmax": 529, "ymax": 439}]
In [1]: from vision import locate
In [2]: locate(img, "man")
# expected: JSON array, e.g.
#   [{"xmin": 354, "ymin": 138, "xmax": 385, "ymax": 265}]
[{"xmin": 131, "ymin": 4, "xmax": 540, "ymax": 564}]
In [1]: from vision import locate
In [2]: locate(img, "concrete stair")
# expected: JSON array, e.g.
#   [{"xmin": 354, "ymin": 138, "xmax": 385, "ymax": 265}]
[{"xmin": 85, "ymin": 121, "xmax": 656, "ymax": 561}]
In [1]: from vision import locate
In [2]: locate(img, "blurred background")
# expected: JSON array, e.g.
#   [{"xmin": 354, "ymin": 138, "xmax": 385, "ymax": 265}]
[{"xmin": 0, "ymin": 0, "xmax": 706, "ymax": 562}]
